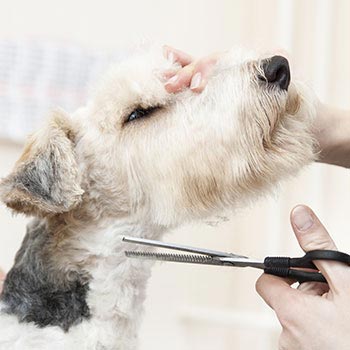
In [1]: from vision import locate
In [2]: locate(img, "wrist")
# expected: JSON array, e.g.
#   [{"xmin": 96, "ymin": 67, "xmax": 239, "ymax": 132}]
[{"xmin": 314, "ymin": 104, "xmax": 350, "ymax": 168}]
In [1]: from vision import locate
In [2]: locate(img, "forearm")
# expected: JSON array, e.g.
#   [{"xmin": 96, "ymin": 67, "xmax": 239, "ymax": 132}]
[{"xmin": 314, "ymin": 104, "xmax": 350, "ymax": 168}]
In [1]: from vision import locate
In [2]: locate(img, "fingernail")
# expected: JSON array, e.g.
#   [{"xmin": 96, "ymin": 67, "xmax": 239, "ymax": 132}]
[
  {"xmin": 164, "ymin": 75, "xmax": 178, "ymax": 85},
  {"xmin": 292, "ymin": 206, "xmax": 314, "ymax": 231},
  {"xmin": 190, "ymin": 72, "xmax": 202, "ymax": 90}
]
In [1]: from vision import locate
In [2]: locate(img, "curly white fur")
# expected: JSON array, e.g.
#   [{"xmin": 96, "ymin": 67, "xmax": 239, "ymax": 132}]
[{"xmin": 0, "ymin": 46, "xmax": 316, "ymax": 349}]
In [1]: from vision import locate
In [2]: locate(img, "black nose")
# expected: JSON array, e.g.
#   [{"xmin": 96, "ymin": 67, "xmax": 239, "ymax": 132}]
[{"xmin": 260, "ymin": 55, "xmax": 290, "ymax": 90}]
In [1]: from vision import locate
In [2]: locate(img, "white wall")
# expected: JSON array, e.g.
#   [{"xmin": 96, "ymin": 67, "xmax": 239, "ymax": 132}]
[
  {"xmin": 0, "ymin": 1, "xmax": 349, "ymax": 349},
  {"xmin": 0, "ymin": 141, "xmax": 28, "ymax": 271}
]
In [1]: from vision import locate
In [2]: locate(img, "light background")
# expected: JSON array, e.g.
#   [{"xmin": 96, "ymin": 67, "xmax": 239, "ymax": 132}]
[{"xmin": 0, "ymin": 0, "xmax": 349, "ymax": 349}]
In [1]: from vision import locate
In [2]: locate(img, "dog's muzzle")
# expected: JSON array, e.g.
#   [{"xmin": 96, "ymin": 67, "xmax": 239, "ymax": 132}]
[{"xmin": 260, "ymin": 55, "xmax": 291, "ymax": 91}]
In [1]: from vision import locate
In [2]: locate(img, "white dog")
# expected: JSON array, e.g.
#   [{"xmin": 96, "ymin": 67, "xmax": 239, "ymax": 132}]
[{"xmin": 0, "ymin": 46, "xmax": 316, "ymax": 349}]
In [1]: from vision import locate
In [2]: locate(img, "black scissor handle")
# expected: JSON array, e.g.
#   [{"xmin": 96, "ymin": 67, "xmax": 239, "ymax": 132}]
[
  {"xmin": 264, "ymin": 250, "xmax": 350, "ymax": 284},
  {"xmin": 264, "ymin": 266, "xmax": 327, "ymax": 283},
  {"xmin": 290, "ymin": 250, "xmax": 350, "ymax": 268},
  {"xmin": 265, "ymin": 250, "xmax": 350, "ymax": 269}
]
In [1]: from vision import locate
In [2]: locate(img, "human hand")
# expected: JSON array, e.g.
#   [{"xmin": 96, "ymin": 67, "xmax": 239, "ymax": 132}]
[
  {"xmin": 256, "ymin": 205, "xmax": 350, "ymax": 350},
  {"xmin": 163, "ymin": 45, "xmax": 223, "ymax": 93},
  {"xmin": 313, "ymin": 103, "xmax": 350, "ymax": 168}
]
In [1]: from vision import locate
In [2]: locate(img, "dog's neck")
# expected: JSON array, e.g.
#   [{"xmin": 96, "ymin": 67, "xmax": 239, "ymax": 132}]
[
  {"xmin": 72, "ymin": 216, "xmax": 164, "ymax": 348},
  {"xmin": 1, "ymin": 212, "xmax": 165, "ymax": 349}
]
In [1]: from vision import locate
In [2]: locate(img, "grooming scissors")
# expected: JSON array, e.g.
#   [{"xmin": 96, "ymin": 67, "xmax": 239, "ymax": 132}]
[{"xmin": 123, "ymin": 236, "xmax": 350, "ymax": 284}]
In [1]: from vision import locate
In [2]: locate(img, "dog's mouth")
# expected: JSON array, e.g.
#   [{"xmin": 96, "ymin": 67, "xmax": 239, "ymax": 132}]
[
  {"xmin": 261, "ymin": 82, "xmax": 301, "ymax": 133},
  {"xmin": 285, "ymin": 83, "xmax": 301, "ymax": 115},
  {"xmin": 249, "ymin": 76, "xmax": 300, "ymax": 142},
  {"xmin": 252, "ymin": 55, "xmax": 301, "ymax": 133}
]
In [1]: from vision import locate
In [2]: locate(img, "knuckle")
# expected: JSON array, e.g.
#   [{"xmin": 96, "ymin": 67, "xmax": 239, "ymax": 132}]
[
  {"xmin": 194, "ymin": 58, "xmax": 216, "ymax": 73},
  {"xmin": 175, "ymin": 69, "xmax": 192, "ymax": 85},
  {"xmin": 302, "ymin": 235, "xmax": 335, "ymax": 251},
  {"xmin": 255, "ymin": 274, "xmax": 267, "ymax": 294},
  {"xmin": 182, "ymin": 64, "xmax": 195, "ymax": 75}
]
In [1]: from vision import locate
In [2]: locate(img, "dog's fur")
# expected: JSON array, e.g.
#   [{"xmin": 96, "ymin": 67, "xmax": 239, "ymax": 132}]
[{"xmin": 0, "ymin": 46, "xmax": 316, "ymax": 349}]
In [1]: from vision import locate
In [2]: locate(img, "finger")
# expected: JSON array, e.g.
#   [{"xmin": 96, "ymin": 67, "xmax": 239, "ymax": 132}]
[
  {"xmin": 297, "ymin": 281, "xmax": 329, "ymax": 296},
  {"xmin": 164, "ymin": 52, "xmax": 222, "ymax": 93},
  {"xmin": 256, "ymin": 273, "xmax": 300, "ymax": 313},
  {"xmin": 190, "ymin": 54, "xmax": 221, "ymax": 93},
  {"xmin": 290, "ymin": 205, "xmax": 350, "ymax": 292},
  {"xmin": 163, "ymin": 45, "xmax": 193, "ymax": 66},
  {"xmin": 162, "ymin": 69, "xmax": 179, "ymax": 80},
  {"xmin": 164, "ymin": 64, "xmax": 194, "ymax": 93}
]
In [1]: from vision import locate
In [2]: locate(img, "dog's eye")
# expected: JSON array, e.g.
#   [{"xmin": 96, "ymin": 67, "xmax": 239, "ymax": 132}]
[{"xmin": 126, "ymin": 106, "xmax": 160, "ymax": 123}]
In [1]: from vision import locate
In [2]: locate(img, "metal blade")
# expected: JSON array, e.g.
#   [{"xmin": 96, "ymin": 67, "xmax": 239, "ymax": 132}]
[
  {"xmin": 219, "ymin": 257, "xmax": 265, "ymax": 269},
  {"xmin": 125, "ymin": 251, "xmax": 225, "ymax": 266},
  {"xmin": 125, "ymin": 251, "xmax": 265, "ymax": 269},
  {"xmin": 123, "ymin": 236, "xmax": 248, "ymax": 259}
]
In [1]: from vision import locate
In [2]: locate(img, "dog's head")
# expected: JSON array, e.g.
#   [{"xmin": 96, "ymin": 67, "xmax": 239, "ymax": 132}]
[{"xmin": 0, "ymin": 47, "xmax": 316, "ymax": 227}]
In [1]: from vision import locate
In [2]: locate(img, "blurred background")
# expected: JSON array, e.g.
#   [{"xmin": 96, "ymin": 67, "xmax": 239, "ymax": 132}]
[{"xmin": 0, "ymin": 0, "xmax": 349, "ymax": 349}]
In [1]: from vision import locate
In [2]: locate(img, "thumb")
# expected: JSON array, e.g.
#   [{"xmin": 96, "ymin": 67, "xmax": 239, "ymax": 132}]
[{"xmin": 290, "ymin": 205, "xmax": 349, "ymax": 292}]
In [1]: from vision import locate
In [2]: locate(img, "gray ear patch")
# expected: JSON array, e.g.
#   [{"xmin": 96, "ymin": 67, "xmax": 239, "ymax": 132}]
[
  {"xmin": 15, "ymin": 152, "xmax": 57, "ymax": 203},
  {"xmin": 0, "ymin": 110, "xmax": 84, "ymax": 217},
  {"xmin": 0, "ymin": 219, "xmax": 91, "ymax": 332}
]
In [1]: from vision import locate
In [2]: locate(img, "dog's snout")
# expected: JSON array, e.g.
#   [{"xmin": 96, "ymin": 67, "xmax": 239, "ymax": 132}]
[{"xmin": 260, "ymin": 55, "xmax": 290, "ymax": 90}]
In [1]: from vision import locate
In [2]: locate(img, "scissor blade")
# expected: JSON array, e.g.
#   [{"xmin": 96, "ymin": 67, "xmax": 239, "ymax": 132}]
[
  {"xmin": 122, "ymin": 236, "xmax": 248, "ymax": 259},
  {"xmin": 125, "ymin": 251, "xmax": 225, "ymax": 266},
  {"xmin": 218, "ymin": 257, "xmax": 265, "ymax": 269},
  {"xmin": 125, "ymin": 251, "xmax": 265, "ymax": 269}
]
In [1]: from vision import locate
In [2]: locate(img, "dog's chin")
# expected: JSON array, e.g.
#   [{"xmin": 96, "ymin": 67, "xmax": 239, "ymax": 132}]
[
  {"xmin": 265, "ymin": 84, "xmax": 301, "ymax": 132},
  {"xmin": 285, "ymin": 83, "xmax": 301, "ymax": 115}
]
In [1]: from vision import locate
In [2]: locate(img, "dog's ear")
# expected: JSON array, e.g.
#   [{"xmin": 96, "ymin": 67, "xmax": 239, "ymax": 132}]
[{"xmin": 0, "ymin": 110, "xmax": 84, "ymax": 217}]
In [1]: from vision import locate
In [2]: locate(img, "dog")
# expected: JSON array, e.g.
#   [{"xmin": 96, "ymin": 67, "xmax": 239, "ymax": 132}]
[{"xmin": 0, "ymin": 46, "xmax": 316, "ymax": 349}]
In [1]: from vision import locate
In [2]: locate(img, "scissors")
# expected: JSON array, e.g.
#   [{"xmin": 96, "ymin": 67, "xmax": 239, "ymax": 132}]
[{"xmin": 123, "ymin": 236, "xmax": 350, "ymax": 284}]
